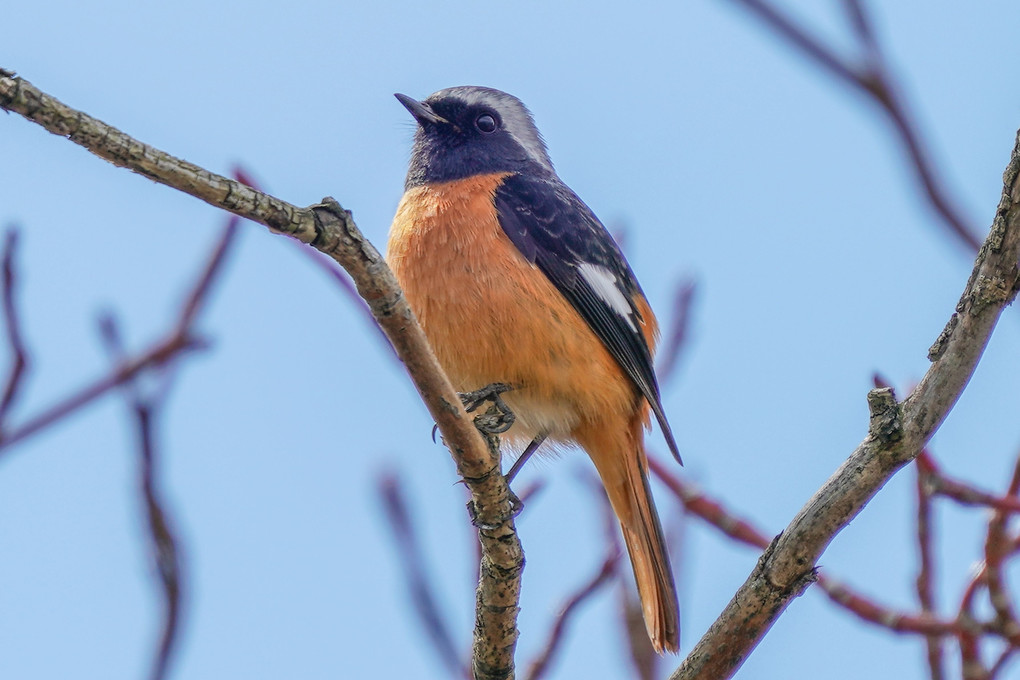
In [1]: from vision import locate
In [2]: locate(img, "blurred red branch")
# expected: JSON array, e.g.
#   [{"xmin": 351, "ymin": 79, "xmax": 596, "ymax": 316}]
[
  {"xmin": 726, "ymin": 0, "xmax": 982, "ymax": 252},
  {"xmin": 100, "ymin": 309, "xmax": 186, "ymax": 680},
  {"xmin": 817, "ymin": 575, "xmax": 958, "ymax": 636},
  {"xmin": 649, "ymin": 456, "xmax": 768, "ymax": 551},
  {"xmin": 100, "ymin": 215, "xmax": 237, "ymax": 680},
  {"xmin": 377, "ymin": 470, "xmax": 471, "ymax": 679},
  {"xmin": 0, "ymin": 217, "xmax": 236, "ymax": 455},
  {"xmin": 915, "ymin": 450, "xmax": 946, "ymax": 679},
  {"xmin": 0, "ymin": 229, "xmax": 29, "ymax": 430},
  {"xmin": 918, "ymin": 452, "xmax": 1020, "ymax": 514},
  {"xmin": 652, "ymin": 446, "xmax": 1020, "ymax": 673},
  {"xmin": 525, "ymin": 548, "xmax": 621, "ymax": 680},
  {"xmin": 982, "ymin": 453, "xmax": 1020, "ymax": 640},
  {"xmin": 657, "ymin": 279, "xmax": 697, "ymax": 388}
]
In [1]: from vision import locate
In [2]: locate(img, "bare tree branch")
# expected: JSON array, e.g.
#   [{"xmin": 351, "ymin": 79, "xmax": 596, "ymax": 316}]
[
  {"xmin": 92, "ymin": 220, "xmax": 235, "ymax": 679},
  {"xmin": 918, "ymin": 451, "xmax": 1020, "ymax": 514},
  {"xmin": 0, "ymin": 333, "xmax": 204, "ymax": 453},
  {"xmin": 101, "ymin": 219, "xmax": 235, "ymax": 680},
  {"xmin": 656, "ymin": 279, "xmax": 697, "ymax": 388},
  {"xmin": 525, "ymin": 549, "xmax": 620, "ymax": 680},
  {"xmin": 0, "ymin": 215, "xmax": 237, "ymax": 454},
  {"xmin": 989, "ymin": 647, "xmax": 1017, "ymax": 679},
  {"xmin": 0, "ymin": 228, "xmax": 28, "ymax": 430},
  {"xmin": 100, "ymin": 313, "xmax": 185, "ymax": 680},
  {"xmin": 817, "ymin": 575, "xmax": 958, "ymax": 638},
  {"xmin": 378, "ymin": 470, "xmax": 471, "ymax": 679},
  {"xmin": 653, "ymin": 454, "xmax": 966, "ymax": 640},
  {"xmin": 650, "ymin": 457, "xmax": 769, "ymax": 550},
  {"xmin": 725, "ymin": 0, "xmax": 983, "ymax": 252},
  {"xmin": 134, "ymin": 396, "xmax": 183, "ymax": 680},
  {"xmin": 915, "ymin": 453, "xmax": 946, "ymax": 680},
  {"xmin": 231, "ymin": 165, "xmax": 396, "ymax": 356},
  {"xmin": 670, "ymin": 128, "xmax": 1020, "ymax": 679},
  {"xmin": 982, "ymin": 453, "xmax": 1020, "ymax": 636},
  {"xmin": 0, "ymin": 68, "xmax": 523, "ymax": 676}
]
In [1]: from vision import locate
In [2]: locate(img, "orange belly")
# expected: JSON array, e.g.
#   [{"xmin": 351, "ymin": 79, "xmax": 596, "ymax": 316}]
[{"xmin": 386, "ymin": 173, "xmax": 644, "ymax": 450}]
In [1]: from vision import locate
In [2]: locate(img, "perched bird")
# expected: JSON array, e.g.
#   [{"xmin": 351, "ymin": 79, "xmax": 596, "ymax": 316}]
[{"xmin": 387, "ymin": 86, "xmax": 681, "ymax": 653}]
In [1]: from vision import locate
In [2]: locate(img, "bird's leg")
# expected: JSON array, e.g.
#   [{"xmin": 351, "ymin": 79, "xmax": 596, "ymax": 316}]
[
  {"xmin": 505, "ymin": 434, "xmax": 547, "ymax": 484},
  {"xmin": 459, "ymin": 382, "xmax": 515, "ymax": 434},
  {"xmin": 459, "ymin": 383, "xmax": 544, "ymax": 519}
]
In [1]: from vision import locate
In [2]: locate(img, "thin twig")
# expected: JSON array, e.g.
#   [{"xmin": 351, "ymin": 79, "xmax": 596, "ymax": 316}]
[
  {"xmin": 525, "ymin": 549, "xmax": 621, "ymax": 680},
  {"xmin": 918, "ymin": 453, "xmax": 1020, "ymax": 514},
  {"xmin": 98, "ymin": 231, "xmax": 233, "ymax": 680},
  {"xmin": 134, "ymin": 397, "xmax": 182, "ymax": 680},
  {"xmin": 653, "ymin": 453, "xmax": 967, "ymax": 641},
  {"xmin": 0, "ymin": 333, "xmax": 203, "ymax": 452},
  {"xmin": 230, "ymin": 164, "xmax": 396, "ymax": 357},
  {"xmin": 914, "ymin": 451, "xmax": 946, "ymax": 680},
  {"xmin": 101, "ymin": 312, "xmax": 184, "ymax": 680},
  {"xmin": 656, "ymin": 279, "xmax": 697, "ymax": 388},
  {"xmin": 650, "ymin": 457, "xmax": 770, "ymax": 550},
  {"xmin": 101, "ymin": 221, "xmax": 235, "ymax": 680},
  {"xmin": 178, "ymin": 217, "xmax": 240, "ymax": 328},
  {"xmin": 982, "ymin": 453, "xmax": 1020, "ymax": 637},
  {"xmin": 0, "ymin": 228, "xmax": 29, "ymax": 428},
  {"xmin": 816, "ymin": 574, "xmax": 958, "ymax": 637},
  {"xmin": 0, "ymin": 220, "xmax": 238, "ymax": 454},
  {"xmin": 989, "ymin": 647, "xmax": 1017, "ymax": 679},
  {"xmin": 726, "ymin": 0, "xmax": 982, "ymax": 252},
  {"xmin": 298, "ymin": 246, "xmax": 395, "ymax": 354},
  {"xmin": 378, "ymin": 470, "xmax": 470, "ymax": 679},
  {"xmin": 958, "ymin": 573, "xmax": 987, "ymax": 680}
]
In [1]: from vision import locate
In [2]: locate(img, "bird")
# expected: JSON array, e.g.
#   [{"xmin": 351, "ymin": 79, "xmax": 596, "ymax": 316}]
[{"xmin": 386, "ymin": 86, "xmax": 681, "ymax": 654}]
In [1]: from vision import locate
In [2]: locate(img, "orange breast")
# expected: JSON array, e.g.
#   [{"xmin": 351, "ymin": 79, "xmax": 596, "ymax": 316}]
[{"xmin": 386, "ymin": 173, "xmax": 644, "ymax": 448}]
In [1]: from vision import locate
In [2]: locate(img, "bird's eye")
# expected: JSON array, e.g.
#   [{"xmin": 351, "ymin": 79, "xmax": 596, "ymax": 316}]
[{"xmin": 475, "ymin": 113, "xmax": 497, "ymax": 133}]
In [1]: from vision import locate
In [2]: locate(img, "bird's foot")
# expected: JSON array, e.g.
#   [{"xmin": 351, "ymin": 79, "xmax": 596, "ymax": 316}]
[{"xmin": 459, "ymin": 382, "xmax": 516, "ymax": 434}]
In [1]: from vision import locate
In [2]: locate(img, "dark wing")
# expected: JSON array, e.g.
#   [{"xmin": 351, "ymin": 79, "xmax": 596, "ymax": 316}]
[{"xmin": 494, "ymin": 172, "xmax": 681, "ymax": 464}]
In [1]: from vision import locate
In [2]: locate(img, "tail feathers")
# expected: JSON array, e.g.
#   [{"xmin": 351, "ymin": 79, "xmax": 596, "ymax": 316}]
[
  {"xmin": 590, "ymin": 430, "xmax": 680, "ymax": 654},
  {"xmin": 619, "ymin": 505, "xmax": 680, "ymax": 654}
]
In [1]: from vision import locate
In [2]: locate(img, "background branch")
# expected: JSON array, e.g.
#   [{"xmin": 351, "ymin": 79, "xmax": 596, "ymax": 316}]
[
  {"xmin": 725, "ymin": 0, "xmax": 982, "ymax": 251},
  {"xmin": 670, "ymin": 128, "xmax": 1020, "ymax": 678},
  {"xmin": 378, "ymin": 470, "xmax": 470, "ymax": 679},
  {"xmin": 100, "ymin": 312, "xmax": 185, "ymax": 680},
  {"xmin": 0, "ymin": 228, "xmax": 28, "ymax": 430}
]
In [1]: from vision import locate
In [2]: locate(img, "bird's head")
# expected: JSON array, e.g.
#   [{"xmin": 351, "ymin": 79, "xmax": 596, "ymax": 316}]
[{"xmin": 396, "ymin": 86, "xmax": 554, "ymax": 188}]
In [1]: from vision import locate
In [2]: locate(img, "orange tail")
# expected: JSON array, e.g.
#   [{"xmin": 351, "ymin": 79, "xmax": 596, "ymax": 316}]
[{"xmin": 581, "ymin": 420, "xmax": 680, "ymax": 654}]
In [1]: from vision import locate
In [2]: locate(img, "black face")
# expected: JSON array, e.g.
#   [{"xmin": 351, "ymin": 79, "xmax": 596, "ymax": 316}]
[{"xmin": 401, "ymin": 92, "xmax": 553, "ymax": 188}]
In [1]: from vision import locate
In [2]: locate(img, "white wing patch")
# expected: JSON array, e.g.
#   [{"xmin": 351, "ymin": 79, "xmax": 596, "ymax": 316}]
[{"xmin": 577, "ymin": 263, "xmax": 637, "ymax": 331}]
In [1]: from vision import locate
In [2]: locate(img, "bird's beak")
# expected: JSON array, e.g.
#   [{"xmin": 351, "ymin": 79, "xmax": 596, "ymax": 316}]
[{"xmin": 394, "ymin": 93, "xmax": 450, "ymax": 127}]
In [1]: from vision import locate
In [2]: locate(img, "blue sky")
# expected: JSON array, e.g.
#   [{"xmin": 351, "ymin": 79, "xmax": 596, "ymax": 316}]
[{"xmin": 3, "ymin": 2, "xmax": 1020, "ymax": 678}]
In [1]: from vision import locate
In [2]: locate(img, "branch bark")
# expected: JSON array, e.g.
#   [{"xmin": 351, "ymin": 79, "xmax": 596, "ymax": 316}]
[
  {"xmin": 0, "ymin": 68, "xmax": 523, "ymax": 679},
  {"xmin": 670, "ymin": 130, "xmax": 1020, "ymax": 679}
]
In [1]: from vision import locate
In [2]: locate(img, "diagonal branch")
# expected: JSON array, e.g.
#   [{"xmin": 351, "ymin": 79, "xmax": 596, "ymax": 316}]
[
  {"xmin": 525, "ymin": 549, "xmax": 620, "ymax": 680},
  {"xmin": 669, "ymin": 130, "xmax": 1020, "ymax": 680},
  {"xmin": 0, "ymin": 217, "xmax": 237, "ymax": 454},
  {"xmin": 915, "ymin": 452, "xmax": 946, "ymax": 680},
  {"xmin": 725, "ymin": 0, "xmax": 982, "ymax": 252},
  {"xmin": 982, "ymin": 452, "xmax": 1020, "ymax": 636},
  {"xmin": 378, "ymin": 470, "xmax": 470, "ymax": 679},
  {"xmin": 0, "ymin": 68, "xmax": 522, "ymax": 678},
  {"xmin": 656, "ymin": 279, "xmax": 697, "ymax": 388},
  {"xmin": 0, "ymin": 228, "xmax": 29, "ymax": 429},
  {"xmin": 100, "ymin": 314, "xmax": 186, "ymax": 680},
  {"xmin": 918, "ymin": 451, "xmax": 1020, "ymax": 514},
  {"xmin": 98, "ymin": 219, "xmax": 236, "ymax": 680}
]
